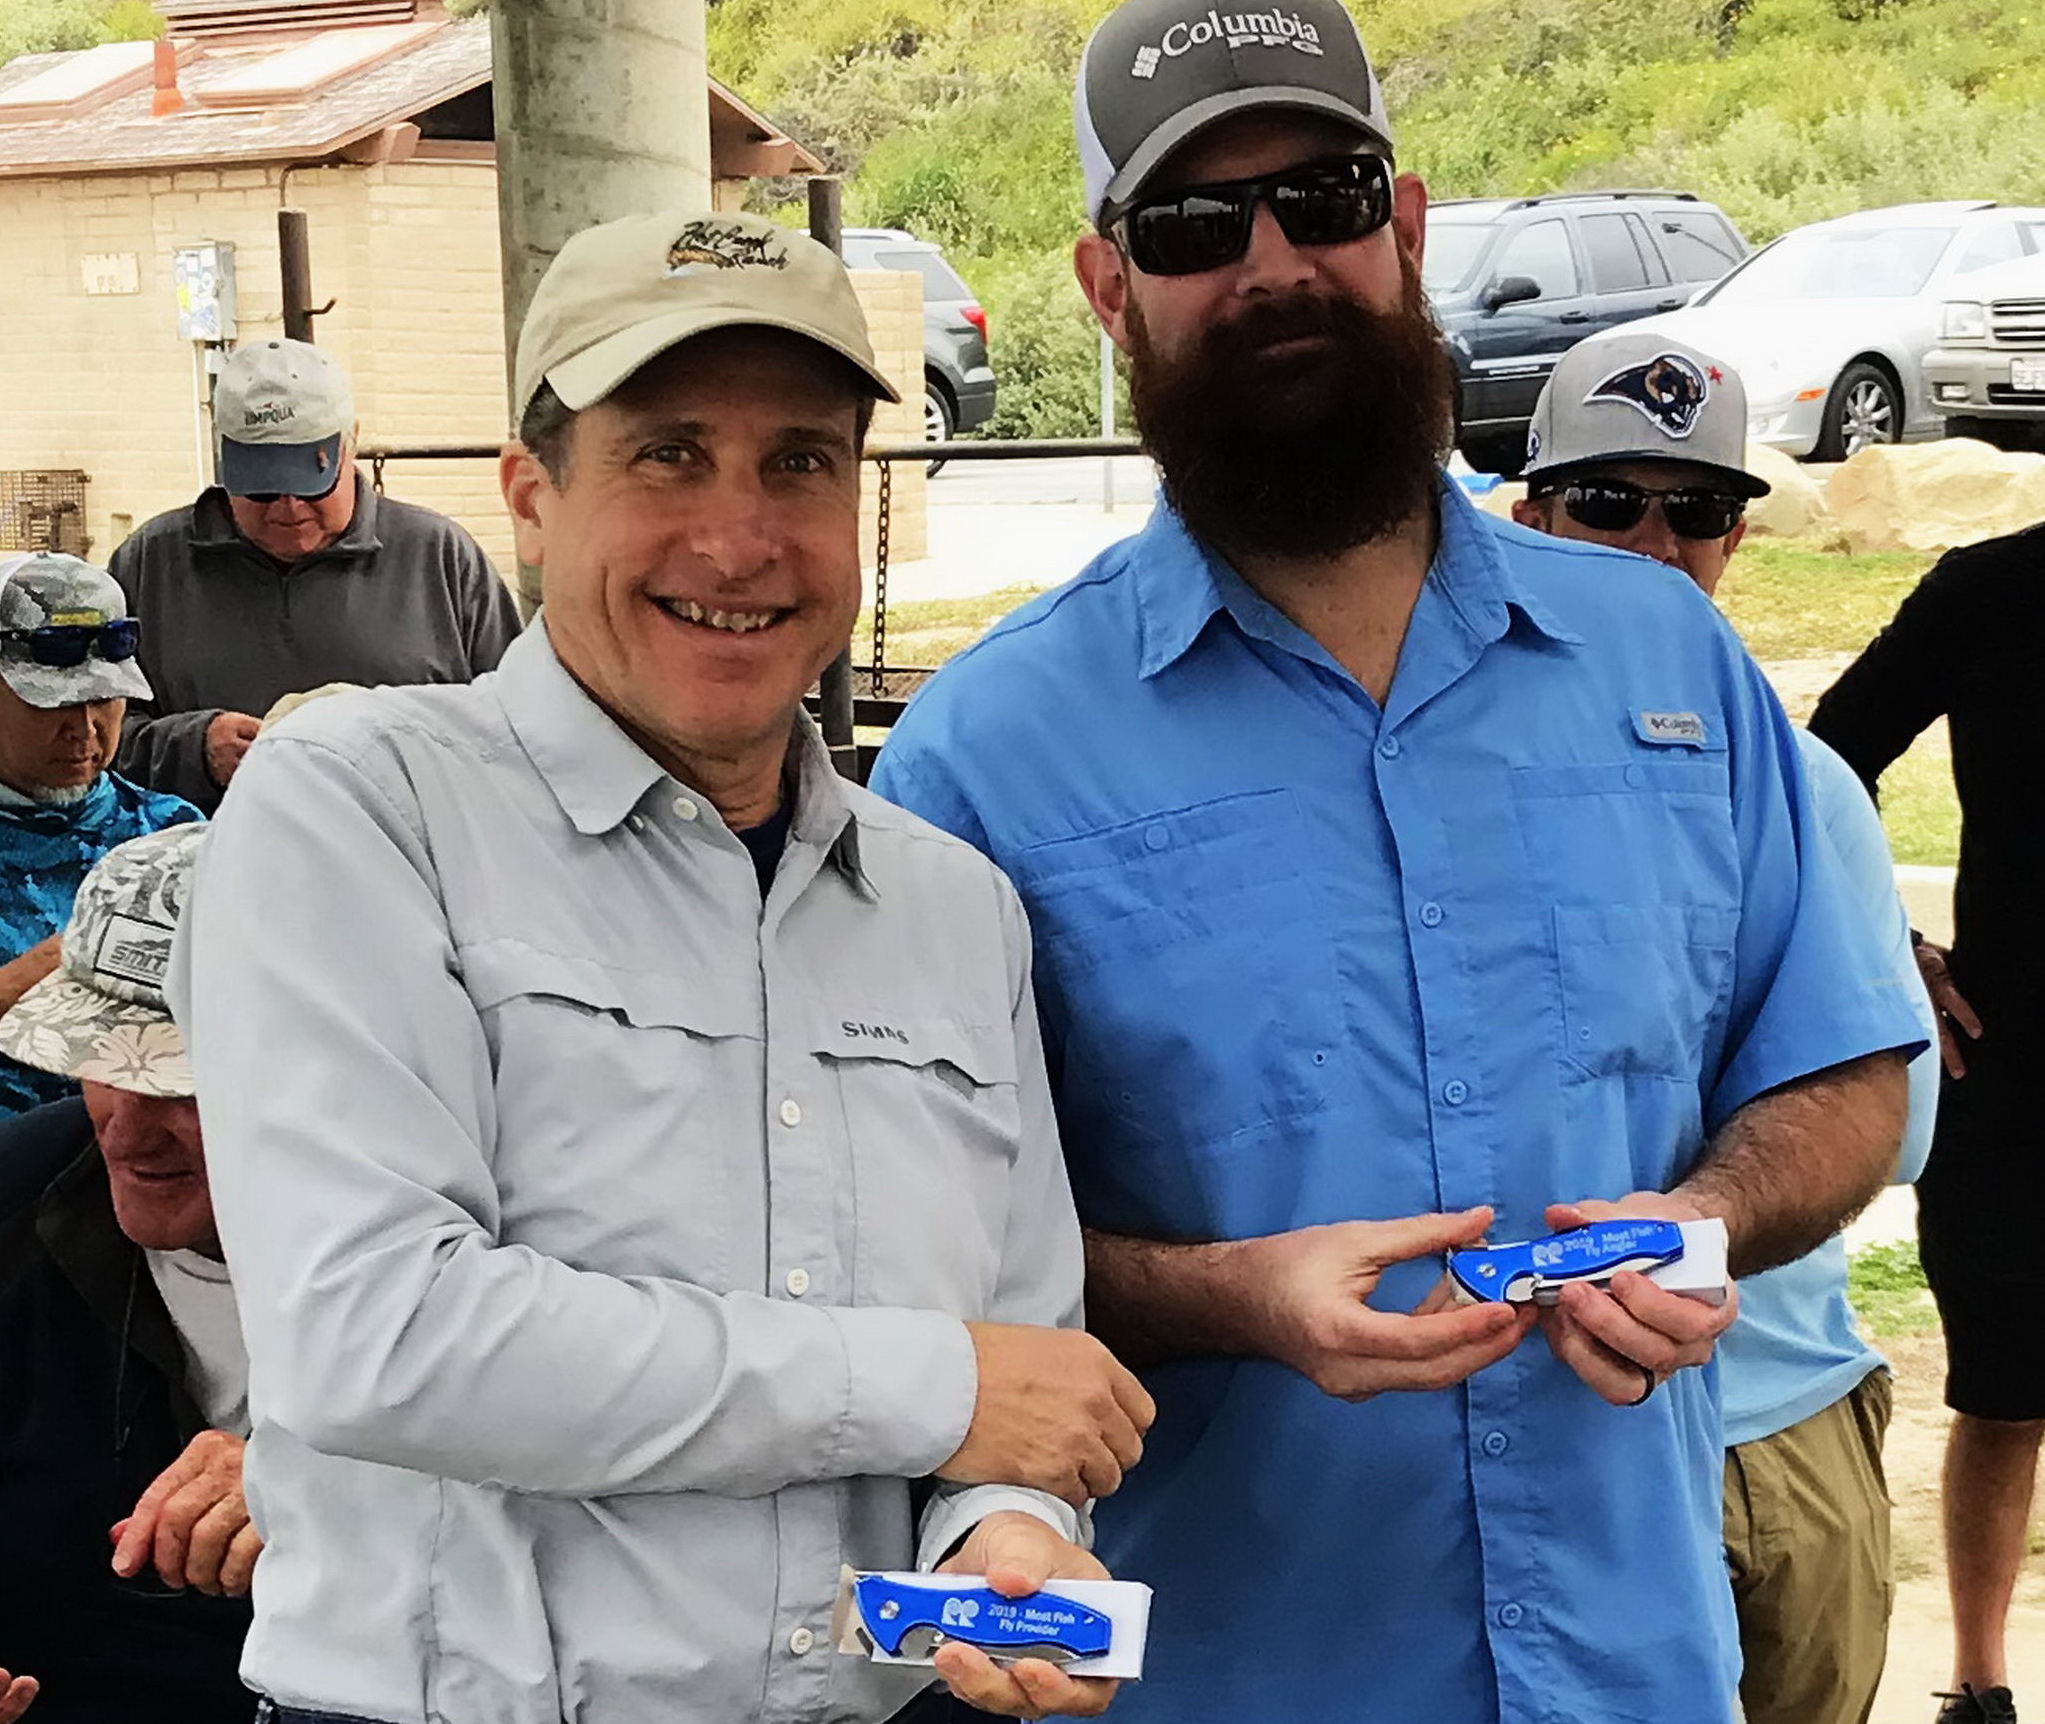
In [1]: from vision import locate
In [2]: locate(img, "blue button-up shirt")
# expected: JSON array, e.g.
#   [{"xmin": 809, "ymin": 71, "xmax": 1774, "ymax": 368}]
[{"xmin": 872, "ymin": 482, "xmax": 1925, "ymax": 1724}]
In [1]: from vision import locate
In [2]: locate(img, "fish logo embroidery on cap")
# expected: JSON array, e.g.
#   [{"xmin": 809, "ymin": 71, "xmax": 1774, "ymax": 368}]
[
  {"xmin": 1584, "ymin": 352, "xmax": 1710, "ymax": 440},
  {"xmin": 665, "ymin": 220, "xmax": 790, "ymax": 275}
]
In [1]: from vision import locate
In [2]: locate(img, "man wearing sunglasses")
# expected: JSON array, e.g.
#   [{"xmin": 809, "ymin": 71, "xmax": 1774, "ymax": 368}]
[
  {"xmin": 0, "ymin": 553, "xmax": 199, "ymax": 1120},
  {"xmin": 872, "ymin": 0, "xmax": 1926, "ymax": 1718},
  {"xmin": 1514, "ymin": 329, "xmax": 1939, "ymax": 1724},
  {"xmin": 108, "ymin": 339, "xmax": 520, "ymax": 814}
]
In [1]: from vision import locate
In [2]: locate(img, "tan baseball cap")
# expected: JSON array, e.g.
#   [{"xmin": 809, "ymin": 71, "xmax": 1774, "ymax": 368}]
[{"xmin": 513, "ymin": 210, "xmax": 901, "ymax": 424}]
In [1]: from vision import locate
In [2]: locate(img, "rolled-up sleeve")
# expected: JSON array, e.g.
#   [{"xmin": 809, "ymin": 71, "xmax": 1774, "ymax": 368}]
[
  {"xmin": 172, "ymin": 730, "xmax": 976, "ymax": 1500},
  {"xmin": 1706, "ymin": 651, "xmax": 1929, "ymax": 1131}
]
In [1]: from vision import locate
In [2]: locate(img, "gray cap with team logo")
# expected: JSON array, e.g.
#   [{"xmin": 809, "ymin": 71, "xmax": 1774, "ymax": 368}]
[
  {"xmin": 1522, "ymin": 329, "xmax": 1771, "ymax": 499},
  {"xmin": 1075, "ymin": 0, "xmax": 1394, "ymax": 225},
  {"xmin": 0, "ymin": 823, "xmax": 204, "ymax": 1098},
  {"xmin": 0, "ymin": 551, "xmax": 153, "ymax": 710}
]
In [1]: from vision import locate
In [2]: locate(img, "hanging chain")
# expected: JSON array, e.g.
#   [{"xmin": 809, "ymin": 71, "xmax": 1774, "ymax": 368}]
[
  {"xmin": 871, "ymin": 456, "xmax": 892, "ymax": 695},
  {"xmin": 370, "ymin": 452, "xmax": 388, "ymax": 496}
]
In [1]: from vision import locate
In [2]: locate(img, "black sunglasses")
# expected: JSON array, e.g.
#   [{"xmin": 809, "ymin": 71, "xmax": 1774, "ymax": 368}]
[
  {"xmin": 1537, "ymin": 478, "xmax": 1747, "ymax": 542},
  {"xmin": 1117, "ymin": 155, "xmax": 1396, "ymax": 278},
  {"xmin": 1, "ymin": 619, "xmax": 140, "ymax": 668}
]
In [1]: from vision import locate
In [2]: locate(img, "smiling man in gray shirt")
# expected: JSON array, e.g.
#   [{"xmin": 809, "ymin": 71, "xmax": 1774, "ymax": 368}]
[{"xmin": 170, "ymin": 212, "xmax": 1150, "ymax": 1724}]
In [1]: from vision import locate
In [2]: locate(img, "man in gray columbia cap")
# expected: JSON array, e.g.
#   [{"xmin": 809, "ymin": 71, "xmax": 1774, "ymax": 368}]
[
  {"xmin": 108, "ymin": 337, "xmax": 520, "ymax": 812},
  {"xmin": 175, "ymin": 211, "xmax": 1149, "ymax": 1724},
  {"xmin": 0, "ymin": 552, "xmax": 199, "ymax": 1118},
  {"xmin": 873, "ymin": 0, "xmax": 1923, "ymax": 1719}
]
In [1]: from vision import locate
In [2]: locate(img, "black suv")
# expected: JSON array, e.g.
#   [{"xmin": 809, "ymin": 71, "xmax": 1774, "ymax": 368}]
[{"xmin": 1426, "ymin": 192, "xmax": 1749, "ymax": 474}]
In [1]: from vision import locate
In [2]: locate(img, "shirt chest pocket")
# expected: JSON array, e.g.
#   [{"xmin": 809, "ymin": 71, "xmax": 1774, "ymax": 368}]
[
  {"xmin": 810, "ymin": 1009, "xmax": 1020, "ymax": 1312},
  {"xmin": 461, "ymin": 940, "xmax": 759, "ymax": 1284},
  {"xmin": 1512, "ymin": 756, "xmax": 1740, "ymax": 1085}
]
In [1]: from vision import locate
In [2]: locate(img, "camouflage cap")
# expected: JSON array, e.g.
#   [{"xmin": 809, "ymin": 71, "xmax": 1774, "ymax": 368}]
[
  {"xmin": 0, "ymin": 552, "xmax": 153, "ymax": 710},
  {"xmin": 0, "ymin": 823, "xmax": 204, "ymax": 1097}
]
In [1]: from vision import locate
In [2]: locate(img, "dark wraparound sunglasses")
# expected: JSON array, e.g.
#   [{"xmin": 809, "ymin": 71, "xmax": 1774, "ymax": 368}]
[
  {"xmin": 1, "ymin": 619, "xmax": 141, "ymax": 667},
  {"xmin": 1117, "ymin": 155, "xmax": 1396, "ymax": 278},
  {"xmin": 1535, "ymin": 478, "xmax": 1748, "ymax": 542}
]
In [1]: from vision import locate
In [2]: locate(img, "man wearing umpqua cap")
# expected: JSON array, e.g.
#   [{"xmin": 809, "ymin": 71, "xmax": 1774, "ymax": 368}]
[
  {"xmin": 871, "ymin": 0, "xmax": 1927, "ymax": 1718},
  {"xmin": 0, "ymin": 553, "xmax": 199, "ymax": 1119},
  {"xmin": 1515, "ymin": 328, "xmax": 1939, "ymax": 1724},
  {"xmin": 0, "ymin": 824, "xmax": 259, "ymax": 1723},
  {"xmin": 108, "ymin": 338, "xmax": 520, "ymax": 812},
  {"xmin": 173, "ymin": 211, "xmax": 1150, "ymax": 1724}
]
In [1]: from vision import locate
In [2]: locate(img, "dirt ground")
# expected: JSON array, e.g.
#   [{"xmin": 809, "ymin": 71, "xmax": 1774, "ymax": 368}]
[{"xmin": 1870, "ymin": 1330, "xmax": 2045, "ymax": 1722}]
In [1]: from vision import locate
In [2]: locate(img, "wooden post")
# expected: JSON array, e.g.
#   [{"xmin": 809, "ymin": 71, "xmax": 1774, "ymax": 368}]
[{"xmin": 809, "ymin": 177, "xmax": 860, "ymax": 782}]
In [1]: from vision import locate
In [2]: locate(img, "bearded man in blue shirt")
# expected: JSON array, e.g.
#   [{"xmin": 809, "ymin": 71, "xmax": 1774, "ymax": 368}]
[{"xmin": 871, "ymin": 1, "xmax": 1926, "ymax": 1718}]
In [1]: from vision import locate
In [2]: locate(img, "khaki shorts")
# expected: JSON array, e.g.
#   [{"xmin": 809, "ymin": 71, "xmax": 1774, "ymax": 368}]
[{"xmin": 1724, "ymin": 1370, "xmax": 1895, "ymax": 1724}]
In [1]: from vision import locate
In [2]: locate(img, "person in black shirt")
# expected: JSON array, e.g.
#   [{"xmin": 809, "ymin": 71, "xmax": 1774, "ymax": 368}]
[{"xmin": 1810, "ymin": 524, "xmax": 2045, "ymax": 1724}]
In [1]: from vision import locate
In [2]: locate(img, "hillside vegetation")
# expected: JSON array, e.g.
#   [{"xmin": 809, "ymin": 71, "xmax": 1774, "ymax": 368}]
[{"xmin": 709, "ymin": 0, "xmax": 2045, "ymax": 433}]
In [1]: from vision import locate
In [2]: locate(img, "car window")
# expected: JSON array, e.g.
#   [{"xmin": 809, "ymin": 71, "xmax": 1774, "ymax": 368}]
[
  {"xmin": 1655, "ymin": 212, "xmax": 1745, "ymax": 285},
  {"xmin": 1492, "ymin": 219, "xmax": 1579, "ymax": 301},
  {"xmin": 1623, "ymin": 213, "xmax": 1673, "ymax": 286},
  {"xmin": 1955, "ymin": 222, "xmax": 2024, "ymax": 275},
  {"xmin": 875, "ymin": 249, "xmax": 972, "ymax": 300},
  {"xmin": 1580, "ymin": 214, "xmax": 1651, "ymax": 293},
  {"xmin": 1422, "ymin": 221, "xmax": 1496, "ymax": 296},
  {"xmin": 1707, "ymin": 225, "xmax": 1956, "ymax": 302}
]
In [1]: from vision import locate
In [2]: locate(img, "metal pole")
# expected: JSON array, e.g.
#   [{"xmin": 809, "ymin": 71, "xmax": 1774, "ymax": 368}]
[
  {"xmin": 1100, "ymin": 325, "xmax": 1117, "ymax": 513},
  {"xmin": 491, "ymin": 0, "xmax": 712, "ymax": 619},
  {"xmin": 279, "ymin": 209, "xmax": 314, "ymax": 342},
  {"xmin": 809, "ymin": 176, "xmax": 859, "ymax": 781}
]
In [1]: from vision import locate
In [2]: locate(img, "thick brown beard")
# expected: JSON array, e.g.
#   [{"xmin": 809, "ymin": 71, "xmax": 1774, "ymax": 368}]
[{"xmin": 1126, "ymin": 256, "xmax": 1457, "ymax": 561}]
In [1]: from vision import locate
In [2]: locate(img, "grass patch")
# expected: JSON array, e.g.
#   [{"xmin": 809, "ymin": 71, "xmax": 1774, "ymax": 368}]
[
  {"xmin": 1718, "ymin": 542, "xmax": 1932, "ymax": 663},
  {"xmin": 1848, "ymin": 1240, "xmax": 1941, "ymax": 1339},
  {"xmin": 851, "ymin": 584, "xmax": 1047, "ymax": 668}
]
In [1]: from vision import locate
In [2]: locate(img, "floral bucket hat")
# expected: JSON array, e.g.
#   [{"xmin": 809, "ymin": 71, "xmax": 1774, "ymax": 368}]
[{"xmin": 0, "ymin": 823, "xmax": 204, "ymax": 1098}]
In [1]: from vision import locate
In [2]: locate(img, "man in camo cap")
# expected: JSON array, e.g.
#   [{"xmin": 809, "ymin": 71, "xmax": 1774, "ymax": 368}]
[{"xmin": 0, "ymin": 553, "xmax": 199, "ymax": 1116}]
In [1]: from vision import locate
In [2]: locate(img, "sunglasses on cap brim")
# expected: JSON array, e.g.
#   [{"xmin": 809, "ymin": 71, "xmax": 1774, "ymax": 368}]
[
  {"xmin": 1114, "ymin": 154, "xmax": 1396, "ymax": 278},
  {"xmin": 1533, "ymin": 478, "xmax": 1748, "ymax": 542},
  {"xmin": 1, "ymin": 619, "xmax": 140, "ymax": 668}
]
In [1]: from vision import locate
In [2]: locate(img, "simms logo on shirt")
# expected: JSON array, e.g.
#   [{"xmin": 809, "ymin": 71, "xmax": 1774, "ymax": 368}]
[
  {"xmin": 841, "ymin": 1020, "xmax": 910, "ymax": 1045},
  {"xmin": 1637, "ymin": 710, "xmax": 1708, "ymax": 746},
  {"xmin": 1131, "ymin": 7, "xmax": 1324, "ymax": 75}
]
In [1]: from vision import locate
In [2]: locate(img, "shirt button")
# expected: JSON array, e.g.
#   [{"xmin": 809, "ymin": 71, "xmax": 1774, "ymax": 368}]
[
  {"xmin": 1442, "ymin": 1079, "xmax": 1469, "ymax": 1106},
  {"xmin": 788, "ymin": 1627, "xmax": 815, "ymax": 1656},
  {"xmin": 1378, "ymin": 736, "xmax": 1401, "ymax": 760},
  {"xmin": 1624, "ymin": 764, "xmax": 1646, "ymax": 789},
  {"xmin": 1418, "ymin": 901, "xmax": 1444, "ymax": 928},
  {"xmin": 1498, "ymin": 1602, "xmax": 1524, "ymax": 1629},
  {"xmin": 778, "ymin": 1098, "xmax": 803, "ymax": 1128},
  {"xmin": 672, "ymin": 795, "xmax": 700, "ymax": 821},
  {"xmin": 785, "ymin": 1267, "xmax": 811, "ymax": 1298},
  {"xmin": 1482, "ymin": 1430, "xmax": 1509, "ymax": 1457},
  {"xmin": 1144, "ymin": 824, "xmax": 1170, "ymax": 852},
  {"xmin": 627, "ymin": 814, "xmax": 646, "ymax": 833}
]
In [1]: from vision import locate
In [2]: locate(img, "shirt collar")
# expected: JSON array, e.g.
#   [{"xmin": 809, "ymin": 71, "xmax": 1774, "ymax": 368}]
[
  {"xmin": 498, "ymin": 620, "xmax": 874, "ymax": 895},
  {"xmin": 0, "ymin": 771, "xmax": 114, "ymax": 835},
  {"xmin": 1132, "ymin": 475, "xmax": 1583, "ymax": 681},
  {"xmin": 188, "ymin": 474, "xmax": 384, "ymax": 562}
]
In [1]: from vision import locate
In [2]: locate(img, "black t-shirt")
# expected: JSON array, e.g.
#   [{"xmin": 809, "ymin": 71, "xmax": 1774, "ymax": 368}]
[
  {"xmin": 1809, "ymin": 523, "xmax": 2045, "ymax": 1037},
  {"xmin": 736, "ymin": 800, "xmax": 794, "ymax": 899}
]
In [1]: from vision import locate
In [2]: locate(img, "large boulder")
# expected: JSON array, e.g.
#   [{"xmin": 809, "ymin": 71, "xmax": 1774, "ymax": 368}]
[
  {"xmin": 1825, "ymin": 438, "xmax": 2045, "ymax": 553},
  {"xmin": 1742, "ymin": 442, "xmax": 1830, "ymax": 538}
]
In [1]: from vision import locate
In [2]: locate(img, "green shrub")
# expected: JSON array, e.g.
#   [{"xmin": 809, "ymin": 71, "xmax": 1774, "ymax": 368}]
[
  {"xmin": 970, "ymin": 250, "xmax": 1128, "ymax": 441},
  {"xmin": 1847, "ymin": 1240, "xmax": 1940, "ymax": 1338}
]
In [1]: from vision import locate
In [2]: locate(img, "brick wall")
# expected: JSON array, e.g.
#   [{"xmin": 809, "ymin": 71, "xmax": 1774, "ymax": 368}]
[{"xmin": 0, "ymin": 164, "xmax": 927, "ymax": 583}]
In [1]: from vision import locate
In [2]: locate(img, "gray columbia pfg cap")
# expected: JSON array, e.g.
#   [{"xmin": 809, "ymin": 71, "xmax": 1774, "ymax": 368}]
[
  {"xmin": 0, "ymin": 822, "xmax": 204, "ymax": 1098},
  {"xmin": 1075, "ymin": 0, "xmax": 1394, "ymax": 225},
  {"xmin": 0, "ymin": 551, "xmax": 152, "ymax": 710},
  {"xmin": 1522, "ymin": 329, "xmax": 1771, "ymax": 499},
  {"xmin": 214, "ymin": 338, "xmax": 355, "ymax": 500}
]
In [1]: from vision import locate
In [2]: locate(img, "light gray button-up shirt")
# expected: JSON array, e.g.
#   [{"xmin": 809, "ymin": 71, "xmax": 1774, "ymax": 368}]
[{"xmin": 170, "ymin": 622, "xmax": 1086, "ymax": 1724}]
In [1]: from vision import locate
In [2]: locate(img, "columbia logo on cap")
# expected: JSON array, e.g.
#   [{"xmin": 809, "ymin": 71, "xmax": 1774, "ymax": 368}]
[
  {"xmin": 664, "ymin": 220, "xmax": 790, "ymax": 276},
  {"xmin": 1130, "ymin": 6, "xmax": 1326, "ymax": 76}
]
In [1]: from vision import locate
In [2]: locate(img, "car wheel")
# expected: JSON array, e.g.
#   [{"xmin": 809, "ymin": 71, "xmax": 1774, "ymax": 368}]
[
  {"xmin": 1813, "ymin": 362, "xmax": 1901, "ymax": 462},
  {"xmin": 924, "ymin": 382, "xmax": 955, "ymax": 477},
  {"xmin": 1460, "ymin": 431, "xmax": 1527, "ymax": 479}
]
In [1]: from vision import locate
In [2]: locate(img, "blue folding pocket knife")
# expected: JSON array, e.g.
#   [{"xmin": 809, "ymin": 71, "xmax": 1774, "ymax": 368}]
[
  {"xmin": 850, "ymin": 1574, "xmax": 1115, "ymax": 1665},
  {"xmin": 1449, "ymin": 1218, "xmax": 1687, "ymax": 1305}
]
